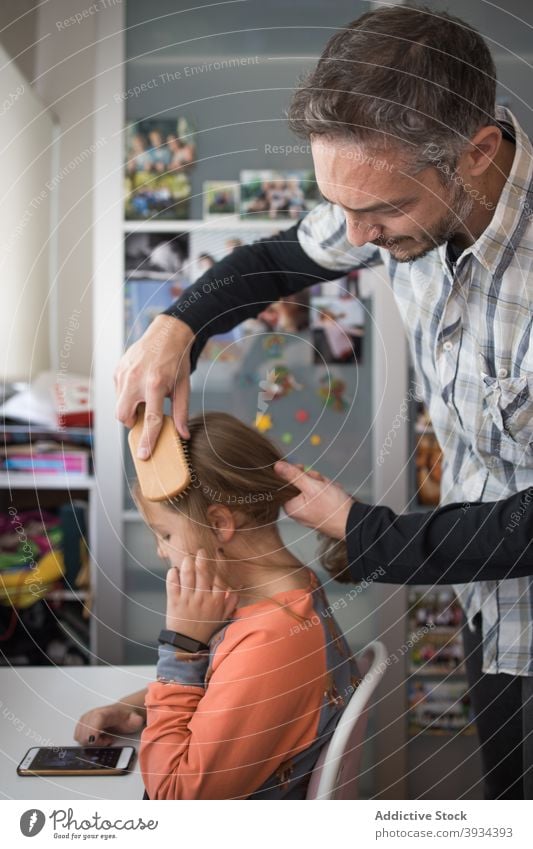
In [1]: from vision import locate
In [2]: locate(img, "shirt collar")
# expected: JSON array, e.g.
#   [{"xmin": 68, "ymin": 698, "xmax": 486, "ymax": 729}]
[{"xmin": 438, "ymin": 106, "xmax": 533, "ymax": 275}]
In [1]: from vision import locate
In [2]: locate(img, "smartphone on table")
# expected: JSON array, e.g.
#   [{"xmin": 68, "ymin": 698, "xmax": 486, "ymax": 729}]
[{"xmin": 17, "ymin": 746, "xmax": 136, "ymax": 776}]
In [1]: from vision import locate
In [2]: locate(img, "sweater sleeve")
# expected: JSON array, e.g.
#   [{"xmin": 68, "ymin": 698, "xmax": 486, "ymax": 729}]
[
  {"xmin": 344, "ymin": 489, "xmax": 533, "ymax": 585},
  {"xmin": 162, "ymin": 205, "xmax": 381, "ymax": 372},
  {"xmin": 139, "ymin": 623, "xmax": 324, "ymax": 800}
]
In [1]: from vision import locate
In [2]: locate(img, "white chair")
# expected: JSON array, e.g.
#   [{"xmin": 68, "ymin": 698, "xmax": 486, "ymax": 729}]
[{"xmin": 306, "ymin": 640, "xmax": 388, "ymax": 800}]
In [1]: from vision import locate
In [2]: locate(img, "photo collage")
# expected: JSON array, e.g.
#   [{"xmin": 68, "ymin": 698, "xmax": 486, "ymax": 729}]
[
  {"xmin": 124, "ymin": 235, "xmax": 367, "ymax": 368},
  {"xmin": 123, "ymin": 115, "xmax": 366, "ymax": 369},
  {"xmin": 124, "ymin": 119, "xmax": 320, "ymax": 224}
]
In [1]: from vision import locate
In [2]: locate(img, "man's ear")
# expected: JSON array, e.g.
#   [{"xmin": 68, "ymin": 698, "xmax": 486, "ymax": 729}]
[
  {"xmin": 462, "ymin": 125, "xmax": 503, "ymax": 178},
  {"xmin": 206, "ymin": 504, "xmax": 237, "ymax": 542}
]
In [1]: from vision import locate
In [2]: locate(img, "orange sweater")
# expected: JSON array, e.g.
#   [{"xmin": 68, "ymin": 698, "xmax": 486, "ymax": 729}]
[{"xmin": 140, "ymin": 568, "xmax": 359, "ymax": 799}]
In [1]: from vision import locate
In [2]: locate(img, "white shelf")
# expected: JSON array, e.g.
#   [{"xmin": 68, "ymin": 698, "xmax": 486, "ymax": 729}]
[
  {"xmin": 1, "ymin": 424, "xmax": 92, "ymax": 436},
  {"xmin": 122, "ymin": 217, "xmax": 297, "ymax": 233},
  {"xmin": 0, "ymin": 472, "xmax": 94, "ymax": 490},
  {"xmin": 123, "ymin": 508, "xmax": 142, "ymax": 522},
  {"xmin": 46, "ymin": 589, "xmax": 90, "ymax": 602}
]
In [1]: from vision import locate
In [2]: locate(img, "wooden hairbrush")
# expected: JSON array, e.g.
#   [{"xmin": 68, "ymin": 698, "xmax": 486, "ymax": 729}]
[{"xmin": 128, "ymin": 405, "xmax": 191, "ymax": 501}]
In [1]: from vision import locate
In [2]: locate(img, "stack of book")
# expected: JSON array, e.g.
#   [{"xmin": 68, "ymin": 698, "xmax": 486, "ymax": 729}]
[{"xmin": 1, "ymin": 441, "xmax": 91, "ymax": 475}]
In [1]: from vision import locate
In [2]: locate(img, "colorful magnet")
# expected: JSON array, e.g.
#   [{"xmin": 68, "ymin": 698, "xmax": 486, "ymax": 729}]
[
  {"xmin": 262, "ymin": 334, "xmax": 285, "ymax": 358},
  {"xmin": 295, "ymin": 409, "xmax": 310, "ymax": 423},
  {"xmin": 281, "ymin": 432, "xmax": 293, "ymax": 444},
  {"xmin": 310, "ymin": 434, "xmax": 322, "ymax": 446},
  {"xmin": 317, "ymin": 376, "xmax": 349, "ymax": 412},
  {"xmin": 277, "ymin": 365, "xmax": 301, "ymax": 395},
  {"xmin": 261, "ymin": 364, "xmax": 302, "ymax": 400},
  {"xmin": 254, "ymin": 413, "xmax": 273, "ymax": 433}
]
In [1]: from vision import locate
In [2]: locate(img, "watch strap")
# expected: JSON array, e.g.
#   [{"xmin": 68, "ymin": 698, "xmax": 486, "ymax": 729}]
[{"xmin": 158, "ymin": 629, "xmax": 210, "ymax": 653}]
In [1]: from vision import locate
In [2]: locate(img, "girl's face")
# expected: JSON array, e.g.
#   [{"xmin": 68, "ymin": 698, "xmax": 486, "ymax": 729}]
[{"xmin": 142, "ymin": 500, "xmax": 199, "ymax": 567}]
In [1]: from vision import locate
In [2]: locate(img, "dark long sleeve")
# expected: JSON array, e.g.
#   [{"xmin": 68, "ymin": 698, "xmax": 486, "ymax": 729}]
[
  {"xmin": 162, "ymin": 223, "xmax": 349, "ymax": 372},
  {"xmin": 345, "ymin": 488, "xmax": 533, "ymax": 585}
]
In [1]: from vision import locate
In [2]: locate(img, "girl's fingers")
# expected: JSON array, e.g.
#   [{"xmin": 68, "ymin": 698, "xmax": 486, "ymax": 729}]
[
  {"xmin": 166, "ymin": 565, "xmax": 180, "ymax": 594},
  {"xmin": 194, "ymin": 548, "xmax": 210, "ymax": 593},
  {"xmin": 223, "ymin": 591, "xmax": 239, "ymax": 620},
  {"xmin": 180, "ymin": 554, "xmax": 196, "ymax": 591}
]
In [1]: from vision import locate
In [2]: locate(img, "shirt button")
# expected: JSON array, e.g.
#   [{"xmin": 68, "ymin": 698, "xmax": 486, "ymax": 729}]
[
  {"xmin": 497, "ymin": 367, "xmax": 508, "ymax": 378},
  {"xmin": 443, "ymin": 341, "xmax": 453, "ymax": 352}
]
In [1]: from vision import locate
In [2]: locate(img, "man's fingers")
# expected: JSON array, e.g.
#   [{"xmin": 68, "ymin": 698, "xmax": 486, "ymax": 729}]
[
  {"xmin": 114, "ymin": 372, "xmax": 143, "ymax": 428},
  {"xmin": 274, "ymin": 459, "xmax": 303, "ymax": 484},
  {"xmin": 137, "ymin": 388, "xmax": 167, "ymax": 459},
  {"xmin": 115, "ymin": 398, "xmax": 140, "ymax": 429},
  {"xmin": 172, "ymin": 377, "xmax": 191, "ymax": 440},
  {"xmin": 306, "ymin": 469, "xmax": 325, "ymax": 481},
  {"xmin": 274, "ymin": 460, "xmax": 318, "ymax": 492}
]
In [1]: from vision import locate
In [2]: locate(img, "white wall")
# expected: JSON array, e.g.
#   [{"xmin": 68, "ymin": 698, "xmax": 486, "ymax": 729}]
[
  {"xmin": 32, "ymin": 0, "xmax": 99, "ymax": 377},
  {"xmin": 0, "ymin": 1, "xmax": 37, "ymax": 83},
  {"xmin": 0, "ymin": 43, "xmax": 53, "ymax": 380},
  {"xmin": 0, "ymin": 1, "xmax": 102, "ymax": 378}
]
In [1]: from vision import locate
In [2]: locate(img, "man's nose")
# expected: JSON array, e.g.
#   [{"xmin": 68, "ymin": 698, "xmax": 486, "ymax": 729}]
[{"xmin": 346, "ymin": 218, "xmax": 381, "ymax": 247}]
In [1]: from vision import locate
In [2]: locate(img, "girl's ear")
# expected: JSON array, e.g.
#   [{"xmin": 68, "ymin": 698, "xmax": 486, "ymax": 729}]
[{"xmin": 206, "ymin": 504, "xmax": 236, "ymax": 542}]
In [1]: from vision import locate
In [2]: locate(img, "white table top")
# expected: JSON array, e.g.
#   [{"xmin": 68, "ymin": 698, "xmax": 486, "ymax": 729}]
[{"xmin": 0, "ymin": 664, "xmax": 154, "ymax": 800}]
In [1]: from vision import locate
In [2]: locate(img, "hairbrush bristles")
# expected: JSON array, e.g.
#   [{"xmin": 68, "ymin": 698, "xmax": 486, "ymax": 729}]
[{"xmin": 128, "ymin": 407, "xmax": 192, "ymax": 502}]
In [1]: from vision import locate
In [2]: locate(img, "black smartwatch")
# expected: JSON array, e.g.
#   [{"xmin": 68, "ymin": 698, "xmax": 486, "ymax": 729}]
[{"xmin": 158, "ymin": 629, "xmax": 210, "ymax": 653}]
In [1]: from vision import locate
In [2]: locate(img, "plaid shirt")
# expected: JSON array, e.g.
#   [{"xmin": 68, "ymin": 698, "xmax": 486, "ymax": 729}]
[{"xmin": 298, "ymin": 105, "xmax": 533, "ymax": 676}]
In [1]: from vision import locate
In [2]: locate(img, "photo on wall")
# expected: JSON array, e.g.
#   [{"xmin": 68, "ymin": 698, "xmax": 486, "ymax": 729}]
[
  {"xmin": 310, "ymin": 273, "xmax": 366, "ymax": 364},
  {"xmin": 124, "ymin": 117, "xmax": 196, "ymax": 220},
  {"xmin": 124, "ymin": 232, "xmax": 190, "ymax": 346},
  {"xmin": 239, "ymin": 170, "xmax": 320, "ymax": 220},
  {"xmin": 203, "ymin": 180, "xmax": 240, "ymax": 218},
  {"xmin": 242, "ymin": 291, "xmax": 311, "ymax": 336},
  {"xmin": 124, "ymin": 228, "xmax": 278, "ymax": 364}
]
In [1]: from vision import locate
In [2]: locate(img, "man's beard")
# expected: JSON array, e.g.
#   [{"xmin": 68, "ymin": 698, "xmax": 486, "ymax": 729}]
[{"xmin": 384, "ymin": 183, "xmax": 476, "ymax": 263}]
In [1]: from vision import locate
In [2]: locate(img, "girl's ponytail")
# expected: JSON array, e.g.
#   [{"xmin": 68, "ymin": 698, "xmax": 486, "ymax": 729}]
[{"xmin": 317, "ymin": 532, "xmax": 352, "ymax": 583}]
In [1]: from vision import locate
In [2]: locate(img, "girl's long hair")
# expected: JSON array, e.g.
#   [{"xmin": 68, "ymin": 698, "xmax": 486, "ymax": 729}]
[{"xmin": 134, "ymin": 410, "xmax": 348, "ymax": 582}]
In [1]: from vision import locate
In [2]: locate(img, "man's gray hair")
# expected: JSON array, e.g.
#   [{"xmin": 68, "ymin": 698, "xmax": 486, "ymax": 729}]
[{"xmin": 288, "ymin": 4, "xmax": 497, "ymax": 174}]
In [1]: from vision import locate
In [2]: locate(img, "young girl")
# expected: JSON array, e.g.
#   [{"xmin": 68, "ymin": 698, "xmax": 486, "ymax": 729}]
[{"xmin": 75, "ymin": 412, "xmax": 360, "ymax": 800}]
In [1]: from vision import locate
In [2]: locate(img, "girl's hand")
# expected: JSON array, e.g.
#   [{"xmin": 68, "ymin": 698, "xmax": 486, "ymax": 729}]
[
  {"xmin": 274, "ymin": 460, "xmax": 354, "ymax": 540},
  {"xmin": 165, "ymin": 549, "xmax": 239, "ymax": 645},
  {"xmin": 74, "ymin": 703, "xmax": 145, "ymax": 747}
]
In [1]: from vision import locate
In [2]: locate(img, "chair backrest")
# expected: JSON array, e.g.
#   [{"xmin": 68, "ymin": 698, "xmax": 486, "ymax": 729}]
[{"xmin": 306, "ymin": 640, "xmax": 388, "ymax": 800}]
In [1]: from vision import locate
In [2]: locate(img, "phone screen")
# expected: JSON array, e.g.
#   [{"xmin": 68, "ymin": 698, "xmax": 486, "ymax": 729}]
[{"xmin": 28, "ymin": 747, "xmax": 125, "ymax": 771}]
